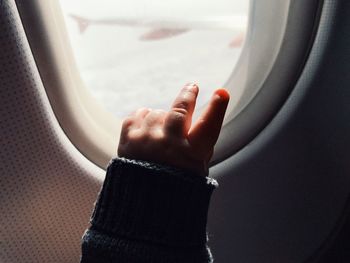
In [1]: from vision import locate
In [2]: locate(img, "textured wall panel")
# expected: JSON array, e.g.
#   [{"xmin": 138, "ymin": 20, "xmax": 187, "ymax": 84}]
[{"xmin": 0, "ymin": 1, "xmax": 105, "ymax": 262}]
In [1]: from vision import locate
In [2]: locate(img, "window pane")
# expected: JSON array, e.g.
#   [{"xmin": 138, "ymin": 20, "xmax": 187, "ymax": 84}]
[{"xmin": 59, "ymin": 0, "xmax": 249, "ymax": 118}]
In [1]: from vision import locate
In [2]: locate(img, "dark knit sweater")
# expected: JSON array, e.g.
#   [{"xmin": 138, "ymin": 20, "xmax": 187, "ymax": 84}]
[{"xmin": 81, "ymin": 157, "xmax": 217, "ymax": 263}]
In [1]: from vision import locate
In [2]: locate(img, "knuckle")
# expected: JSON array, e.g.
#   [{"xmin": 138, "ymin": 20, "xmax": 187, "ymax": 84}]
[
  {"xmin": 137, "ymin": 107, "xmax": 150, "ymax": 115},
  {"xmin": 144, "ymin": 111, "xmax": 165, "ymax": 126},
  {"xmin": 122, "ymin": 117, "xmax": 134, "ymax": 128},
  {"xmin": 138, "ymin": 107, "xmax": 148, "ymax": 112},
  {"xmin": 164, "ymin": 115, "xmax": 185, "ymax": 136},
  {"xmin": 167, "ymin": 111, "xmax": 186, "ymax": 124},
  {"xmin": 153, "ymin": 109, "xmax": 166, "ymax": 114},
  {"xmin": 149, "ymin": 128, "xmax": 164, "ymax": 140},
  {"xmin": 127, "ymin": 129, "xmax": 143, "ymax": 140},
  {"xmin": 151, "ymin": 109, "xmax": 167, "ymax": 118},
  {"xmin": 170, "ymin": 107, "xmax": 188, "ymax": 116},
  {"xmin": 173, "ymin": 101, "xmax": 190, "ymax": 112}
]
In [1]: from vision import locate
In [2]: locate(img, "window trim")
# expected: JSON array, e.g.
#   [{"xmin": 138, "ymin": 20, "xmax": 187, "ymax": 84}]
[
  {"xmin": 212, "ymin": 0, "xmax": 324, "ymax": 165},
  {"xmin": 15, "ymin": 0, "xmax": 324, "ymax": 169},
  {"xmin": 15, "ymin": 0, "xmax": 121, "ymax": 168}
]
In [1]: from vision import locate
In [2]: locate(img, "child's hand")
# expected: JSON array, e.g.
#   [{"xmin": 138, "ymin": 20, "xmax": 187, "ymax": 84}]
[{"xmin": 117, "ymin": 83, "xmax": 230, "ymax": 175}]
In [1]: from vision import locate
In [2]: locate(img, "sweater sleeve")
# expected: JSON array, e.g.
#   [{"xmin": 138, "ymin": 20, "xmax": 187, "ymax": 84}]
[{"xmin": 81, "ymin": 157, "xmax": 218, "ymax": 263}]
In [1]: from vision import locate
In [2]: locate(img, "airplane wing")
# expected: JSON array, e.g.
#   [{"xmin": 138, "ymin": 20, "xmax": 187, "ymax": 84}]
[
  {"xmin": 68, "ymin": 14, "xmax": 246, "ymax": 46},
  {"xmin": 69, "ymin": 14, "xmax": 247, "ymax": 33},
  {"xmin": 69, "ymin": 14, "xmax": 90, "ymax": 34},
  {"xmin": 139, "ymin": 28, "xmax": 189, "ymax": 41}
]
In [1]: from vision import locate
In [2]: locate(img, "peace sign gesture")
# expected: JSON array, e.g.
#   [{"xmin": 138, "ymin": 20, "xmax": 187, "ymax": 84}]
[{"xmin": 118, "ymin": 83, "xmax": 230, "ymax": 175}]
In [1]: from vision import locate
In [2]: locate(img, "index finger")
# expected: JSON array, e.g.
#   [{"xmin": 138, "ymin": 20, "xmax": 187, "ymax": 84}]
[{"xmin": 164, "ymin": 83, "xmax": 199, "ymax": 136}]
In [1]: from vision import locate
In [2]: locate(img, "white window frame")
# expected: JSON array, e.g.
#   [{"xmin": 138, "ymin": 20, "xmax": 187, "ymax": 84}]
[{"xmin": 14, "ymin": 0, "xmax": 323, "ymax": 169}]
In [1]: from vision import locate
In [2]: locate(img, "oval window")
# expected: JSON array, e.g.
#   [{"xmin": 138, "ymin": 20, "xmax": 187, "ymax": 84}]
[{"xmin": 59, "ymin": 0, "xmax": 249, "ymax": 118}]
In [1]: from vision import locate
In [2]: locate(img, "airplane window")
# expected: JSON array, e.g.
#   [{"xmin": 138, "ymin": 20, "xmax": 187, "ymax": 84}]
[
  {"xmin": 16, "ymin": 0, "xmax": 313, "ymax": 167},
  {"xmin": 58, "ymin": 0, "xmax": 249, "ymax": 118}
]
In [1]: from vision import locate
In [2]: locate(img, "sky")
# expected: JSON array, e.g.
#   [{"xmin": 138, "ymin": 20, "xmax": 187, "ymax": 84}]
[{"xmin": 59, "ymin": 0, "xmax": 249, "ymax": 118}]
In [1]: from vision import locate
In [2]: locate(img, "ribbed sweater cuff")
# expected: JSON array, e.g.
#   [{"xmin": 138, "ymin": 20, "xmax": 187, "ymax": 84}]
[{"xmin": 90, "ymin": 157, "xmax": 218, "ymax": 248}]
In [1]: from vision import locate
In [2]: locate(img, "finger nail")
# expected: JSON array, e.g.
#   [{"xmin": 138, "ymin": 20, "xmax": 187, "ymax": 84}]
[
  {"xmin": 214, "ymin": 94, "xmax": 222, "ymax": 100},
  {"xmin": 184, "ymin": 83, "xmax": 199, "ymax": 92},
  {"xmin": 215, "ymin": 88, "xmax": 230, "ymax": 101}
]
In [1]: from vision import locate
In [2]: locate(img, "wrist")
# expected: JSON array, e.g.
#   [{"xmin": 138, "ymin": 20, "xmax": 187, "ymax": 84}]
[{"xmin": 90, "ymin": 157, "xmax": 218, "ymax": 247}]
